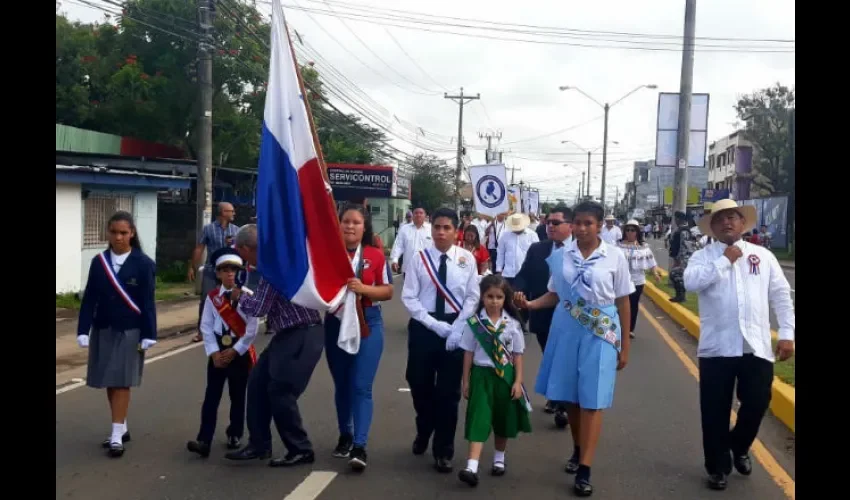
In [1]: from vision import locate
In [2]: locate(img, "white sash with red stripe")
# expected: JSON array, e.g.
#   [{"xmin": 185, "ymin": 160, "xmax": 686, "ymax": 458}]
[
  {"xmin": 98, "ymin": 251, "xmax": 141, "ymax": 315},
  {"xmin": 419, "ymin": 249, "xmax": 462, "ymax": 314}
]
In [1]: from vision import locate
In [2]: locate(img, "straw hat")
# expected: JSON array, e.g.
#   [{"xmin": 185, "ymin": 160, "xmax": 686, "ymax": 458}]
[
  {"xmin": 505, "ymin": 212, "xmax": 531, "ymax": 232},
  {"xmin": 604, "ymin": 214, "xmax": 616, "ymax": 221},
  {"xmin": 697, "ymin": 199, "xmax": 757, "ymax": 239},
  {"xmin": 624, "ymin": 219, "xmax": 641, "ymax": 228}
]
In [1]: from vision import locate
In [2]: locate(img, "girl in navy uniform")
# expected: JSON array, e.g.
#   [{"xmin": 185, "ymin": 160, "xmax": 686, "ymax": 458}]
[
  {"xmin": 187, "ymin": 248, "xmax": 259, "ymax": 458},
  {"xmin": 325, "ymin": 204, "xmax": 393, "ymax": 471},
  {"xmin": 77, "ymin": 211, "xmax": 157, "ymax": 458}
]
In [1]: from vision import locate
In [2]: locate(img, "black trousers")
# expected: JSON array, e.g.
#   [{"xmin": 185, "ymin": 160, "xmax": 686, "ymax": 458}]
[
  {"xmin": 489, "ymin": 249, "xmax": 498, "ymax": 273},
  {"xmin": 628, "ymin": 284, "xmax": 644, "ymax": 333},
  {"xmin": 405, "ymin": 316, "xmax": 463, "ymax": 460},
  {"xmin": 699, "ymin": 354, "xmax": 773, "ymax": 475},
  {"xmin": 246, "ymin": 324, "xmax": 324, "ymax": 455},
  {"xmin": 197, "ymin": 353, "xmax": 251, "ymax": 442}
]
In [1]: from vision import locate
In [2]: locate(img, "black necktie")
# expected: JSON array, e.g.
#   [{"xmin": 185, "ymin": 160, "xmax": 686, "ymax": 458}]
[
  {"xmin": 435, "ymin": 254, "xmax": 448, "ymax": 316},
  {"xmin": 555, "ymin": 241, "xmax": 564, "ymax": 248}
]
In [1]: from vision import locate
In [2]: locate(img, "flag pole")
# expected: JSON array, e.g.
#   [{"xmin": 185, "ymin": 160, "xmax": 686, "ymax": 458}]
[{"xmin": 282, "ymin": 16, "xmax": 369, "ymax": 337}]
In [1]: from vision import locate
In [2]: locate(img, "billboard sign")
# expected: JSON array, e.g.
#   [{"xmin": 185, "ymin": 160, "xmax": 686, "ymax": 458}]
[
  {"xmin": 327, "ymin": 163, "xmax": 394, "ymax": 199},
  {"xmin": 655, "ymin": 93, "xmax": 710, "ymax": 168}
]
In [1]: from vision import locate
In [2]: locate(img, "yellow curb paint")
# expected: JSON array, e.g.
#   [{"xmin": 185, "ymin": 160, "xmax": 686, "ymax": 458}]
[
  {"xmin": 643, "ymin": 280, "xmax": 794, "ymax": 432},
  {"xmin": 640, "ymin": 305, "xmax": 795, "ymax": 500}
]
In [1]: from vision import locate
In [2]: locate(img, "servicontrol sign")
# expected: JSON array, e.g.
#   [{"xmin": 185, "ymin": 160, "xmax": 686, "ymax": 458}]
[{"xmin": 327, "ymin": 163, "xmax": 394, "ymax": 199}]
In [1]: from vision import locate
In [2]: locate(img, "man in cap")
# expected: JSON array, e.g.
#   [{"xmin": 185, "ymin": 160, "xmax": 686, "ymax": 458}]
[
  {"xmin": 668, "ymin": 211, "xmax": 697, "ymax": 302},
  {"xmin": 684, "ymin": 199, "xmax": 794, "ymax": 491}
]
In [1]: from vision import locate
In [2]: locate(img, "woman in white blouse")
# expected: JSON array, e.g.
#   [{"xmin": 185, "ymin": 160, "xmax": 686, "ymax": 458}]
[
  {"xmin": 617, "ymin": 220, "xmax": 663, "ymax": 338},
  {"xmin": 516, "ymin": 201, "xmax": 634, "ymax": 497}
]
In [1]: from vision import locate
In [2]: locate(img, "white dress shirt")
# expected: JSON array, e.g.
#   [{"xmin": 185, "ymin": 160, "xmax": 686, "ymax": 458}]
[
  {"xmin": 601, "ymin": 226, "xmax": 623, "ymax": 245},
  {"xmin": 110, "ymin": 249, "xmax": 130, "ymax": 274},
  {"xmin": 401, "ymin": 245, "xmax": 480, "ymax": 338},
  {"xmin": 390, "ymin": 222, "xmax": 433, "ymax": 274},
  {"xmin": 459, "ymin": 310, "xmax": 526, "ymax": 368},
  {"xmin": 486, "ymin": 221, "xmax": 505, "ymax": 250},
  {"xmin": 548, "ymin": 239, "xmax": 635, "ymax": 306},
  {"xmin": 496, "ymin": 228, "xmax": 540, "ymax": 278},
  {"xmin": 200, "ymin": 285, "xmax": 260, "ymax": 357},
  {"xmin": 472, "ymin": 218, "xmax": 488, "ymax": 241},
  {"xmin": 684, "ymin": 240, "xmax": 795, "ymax": 362}
]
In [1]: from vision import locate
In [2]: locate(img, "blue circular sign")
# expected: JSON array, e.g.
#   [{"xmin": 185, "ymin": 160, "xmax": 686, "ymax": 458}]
[{"xmin": 476, "ymin": 175, "xmax": 506, "ymax": 209}]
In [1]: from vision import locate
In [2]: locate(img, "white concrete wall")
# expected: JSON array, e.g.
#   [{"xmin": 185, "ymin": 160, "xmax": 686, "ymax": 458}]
[
  {"xmin": 56, "ymin": 183, "xmax": 83, "ymax": 294},
  {"xmin": 79, "ymin": 190, "xmax": 160, "ymax": 291}
]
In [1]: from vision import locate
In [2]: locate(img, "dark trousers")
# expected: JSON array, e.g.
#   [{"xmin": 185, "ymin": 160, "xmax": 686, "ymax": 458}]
[
  {"xmin": 504, "ymin": 277, "xmax": 528, "ymax": 325},
  {"xmin": 628, "ymin": 284, "xmax": 644, "ymax": 332},
  {"xmin": 246, "ymin": 324, "xmax": 324, "ymax": 455},
  {"xmin": 699, "ymin": 354, "xmax": 773, "ymax": 475},
  {"xmin": 405, "ymin": 316, "xmax": 463, "ymax": 460},
  {"xmin": 489, "ymin": 249, "xmax": 498, "ymax": 273},
  {"xmin": 197, "ymin": 353, "xmax": 251, "ymax": 442}
]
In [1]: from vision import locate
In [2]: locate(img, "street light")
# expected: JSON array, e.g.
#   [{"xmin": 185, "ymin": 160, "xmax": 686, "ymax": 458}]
[
  {"xmin": 559, "ymin": 84, "xmax": 657, "ymax": 211},
  {"xmin": 561, "ymin": 139, "xmax": 619, "ymax": 198}
]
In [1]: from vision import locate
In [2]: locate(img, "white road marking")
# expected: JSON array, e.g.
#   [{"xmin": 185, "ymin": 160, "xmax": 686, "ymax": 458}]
[
  {"xmin": 283, "ymin": 471, "xmax": 337, "ymax": 500},
  {"xmin": 56, "ymin": 341, "xmax": 204, "ymax": 396}
]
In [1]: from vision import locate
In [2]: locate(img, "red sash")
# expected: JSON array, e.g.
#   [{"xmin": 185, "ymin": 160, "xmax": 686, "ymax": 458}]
[{"xmin": 208, "ymin": 290, "xmax": 257, "ymax": 367}]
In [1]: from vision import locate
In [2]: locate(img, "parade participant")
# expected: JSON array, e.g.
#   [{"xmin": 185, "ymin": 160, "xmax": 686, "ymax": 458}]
[
  {"xmin": 600, "ymin": 215, "xmax": 622, "ymax": 245},
  {"xmin": 459, "ymin": 224, "xmax": 491, "ymax": 276},
  {"xmin": 513, "ymin": 204, "xmax": 573, "ymax": 424},
  {"xmin": 485, "ymin": 213, "xmax": 506, "ymax": 273},
  {"xmin": 77, "ymin": 211, "xmax": 157, "ymax": 458},
  {"xmin": 458, "ymin": 275, "xmax": 531, "ymax": 487},
  {"xmin": 617, "ymin": 219, "xmax": 663, "ymax": 338},
  {"xmin": 187, "ymin": 248, "xmax": 259, "ymax": 458},
  {"xmin": 325, "ymin": 205, "xmax": 393, "ymax": 471},
  {"xmin": 225, "ymin": 225, "xmax": 324, "ymax": 468},
  {"xmin": 188, "ymin": 202, "xmax": 240, "ymax": 343},
  {"xmin": 495, "ymin": 213, "xmax": 539, "ymax": 287},
  {"xmin": 684, "ymin": 199, "xmax": 795, "ymax": 491},
  {"xmin": 668, "ymin": 211, "xmax": 697, "ymax": 303},
  {"xmin": 402, "ymin": 207, "xmax": 480, "ymax": 473},
  {"xmin": 516, "ymin": 201, "xmax": 634, "ymax": 497},
  {"xmin": 391, "ymin": 206, "xmax": 432, "ymax": 276}
]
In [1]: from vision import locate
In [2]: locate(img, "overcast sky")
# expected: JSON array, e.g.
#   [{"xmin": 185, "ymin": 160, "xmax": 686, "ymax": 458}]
[{"xmin": 61, "ymin": 0, "xmax": 795, "ymax": 206}]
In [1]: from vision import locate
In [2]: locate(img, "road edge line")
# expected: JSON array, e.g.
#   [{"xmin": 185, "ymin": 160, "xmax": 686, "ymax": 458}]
[
  {"xmin": 640, "ymin": 305, "xmax": 795, "ymax": 500},
  {"xmin": 643, "ymin": 279, "xmax": 795, "ymax": 433},
  {"xmin": 282, "ymin": 471, "xmax": 337, "ymax": 500}
]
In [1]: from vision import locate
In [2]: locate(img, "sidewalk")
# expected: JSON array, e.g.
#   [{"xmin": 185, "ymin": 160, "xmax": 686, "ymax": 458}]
[
  {"xmin": 56, "ymin": 298, "xmax": 199, "ymax": 373},
  {"xmin": 779, "ymin": 260, "xmax": 795, "ymax": 270}
]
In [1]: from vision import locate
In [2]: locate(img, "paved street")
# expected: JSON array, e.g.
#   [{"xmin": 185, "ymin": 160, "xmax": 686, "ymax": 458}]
[{"xmin": 56, "ymin": 279, "xmax": 794, "ymax": 499}]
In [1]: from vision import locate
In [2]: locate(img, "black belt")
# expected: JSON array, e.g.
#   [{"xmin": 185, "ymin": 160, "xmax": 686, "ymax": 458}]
[
  {"xmin": 276, "ymin": 323, "xmax": 321, "ymax": 335},
  {"xmin": 428, "ymin": 312, "xmax": 459, "ymax": 323}
]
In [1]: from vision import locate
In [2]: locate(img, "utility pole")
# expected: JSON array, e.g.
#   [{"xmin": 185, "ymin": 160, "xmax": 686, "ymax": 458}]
[
  {"xmin": 480, "ymin": 130, "xmax": 502, "ymax": 164},
  {"xmin": 196, "ymin": 0, "xmax": 214, "ymax": 243},
  {"xmin": 509, "ymin": 164, "xmax": 521, "ymax": 184},
  {"xmin": 580, "ymin": 172, "xmax": 585, "ymax": 202},
  {"xmin": 672, "ymin": 0, "xmax": 697, "ymax": 214},
  {"xmin": 600, "ymin": 104, "xmax": 610, "ymax": 211},
  {"xmin": 585, "ymin": 151, "xmax": 591, "ymax": 197},
  {"xmin": 445, "ymin": 87, "xmax": 480, "ymax": 210}
]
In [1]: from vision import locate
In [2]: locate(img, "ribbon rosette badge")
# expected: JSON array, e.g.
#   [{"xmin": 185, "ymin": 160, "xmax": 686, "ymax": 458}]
[{"xmin": 747, "ymin": 254, "xmax": 761, "ymax": 275}]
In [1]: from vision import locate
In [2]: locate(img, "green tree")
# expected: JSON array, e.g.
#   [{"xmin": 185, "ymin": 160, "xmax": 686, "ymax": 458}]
[
  {"xmin": 409, "ymin": 153, "xmax": 454, "ymax": 213},
  {"xmin": 735, "ymin": 83, "xmax": 795, "ymax": 196}
]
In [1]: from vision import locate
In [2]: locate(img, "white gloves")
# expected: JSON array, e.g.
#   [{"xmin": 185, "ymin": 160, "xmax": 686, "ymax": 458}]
[
  {"xmin": 77, "ymin": 335, "xmax": 89, "ymax": 348},
  {"xmin": 445, "ymin": 331, "xmax": 462, "ymax": 351},
  {"xmin": 432, "ymin": 321, "xmax": 452, "ymax": 339},
  {"xmin": 140, "ymin": 339, "xmax": 157, "ymax": 350}
]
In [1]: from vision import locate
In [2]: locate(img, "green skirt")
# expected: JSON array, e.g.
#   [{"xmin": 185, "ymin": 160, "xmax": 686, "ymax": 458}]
[{"xmin": 465, "ymin": 365, "xmax": 532, "ymax": 442}]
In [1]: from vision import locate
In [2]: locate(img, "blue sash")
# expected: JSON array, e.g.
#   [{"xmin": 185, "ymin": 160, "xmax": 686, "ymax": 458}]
[{"xmin": 546, "ymin": 248, "xmax": 622, "ymax": 352}]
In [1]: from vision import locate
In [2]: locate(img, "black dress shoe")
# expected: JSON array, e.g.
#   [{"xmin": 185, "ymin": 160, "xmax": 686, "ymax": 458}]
[
  {"xmin": 227, "ymin": 436, "xmax": 241, "ymax": 450},
  {"xmin": 491, "ymin": 462, "xmax": 506, "ymax": 476},
  {"xmin": 412, "ymin": 436, "xmax": 429, "ymax": 456},
  {"xmin": 574, "ymin": 478, "xmax": 593, "ymax": 497},
  {"xmin": 458, "ymin": 468, "xmax": 479, "ymax": 487},
  {"xmin": 554, "ymin": 410, "xmax": 569, "ymax": 429},
  {"xmin": 225, "ymin": 446, "xmax": 272, "ymax": 461},
  {"xmin": 101, "ymin": 432, "xmax": 131, "ymax": 448},
  {"xmin": 434, "ymin": 457, "xmax": 453, "ymax": 473},
  {"xmin": 543, "ymin": 401, "xmax": 556, "ymax": 414},
  {"xmin": 707, "ymin": 473, "xmax": 728, "ymax": 490},
  {"xmin": 733, "ymin": 454, "xmax": 753, "ymax": 476},
  {"xmin": 269, "ymin": 451, "xmax": 315, "ymax": 467},
  {"xmin": 107, "ymin": 442, "xmax": 125, "ymax": 458},
  {"xmin": 187, "ymin": 440, "xmax": 211, "ymax": 458}
]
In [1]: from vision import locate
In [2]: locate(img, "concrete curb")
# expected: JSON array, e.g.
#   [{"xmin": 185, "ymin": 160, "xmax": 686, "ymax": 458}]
[{"xmin": 643, "ymin": 279, "xmax": 795, "ymax": 433}]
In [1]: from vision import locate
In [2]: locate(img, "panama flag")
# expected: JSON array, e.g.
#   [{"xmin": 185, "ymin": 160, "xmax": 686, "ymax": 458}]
[{"xmin": 256, "ymin": 0, "xmax": 361, "ymax": 353}]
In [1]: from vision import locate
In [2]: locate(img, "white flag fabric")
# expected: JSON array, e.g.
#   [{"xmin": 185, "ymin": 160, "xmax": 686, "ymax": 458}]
[
  {"xmin": 469, "ymin": 164, "xmax": 509, "ymax": 217},
  {"xmin": 508, "ymin": 185, "xmax": 521, "ymax": 213},
  {"xmin": 528, "ymin": 190, "xmax": 540, "ymax": 215}
]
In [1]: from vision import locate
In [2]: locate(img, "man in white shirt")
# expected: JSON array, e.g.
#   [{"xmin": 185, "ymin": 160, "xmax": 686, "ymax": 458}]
[
  {"xmin": 402, "ymin": 207, "xmax": 480, "ymax": 474},
  {"xmin": 683, "ymin": 199, "xmax": 795, "ymax": 491},
  {"xmin": 391, "ymin": 206, "xmax": 433, "ymax": 276},
  {"xmin": 600, "ymin": 215, "xmax": 622, "ymax": 245},
  {"xmin": 496, "ymin": 213, "xmax": 539, "ymax": 285},
  {"xmin": 485, "ymin": 213, "xmax": 507, "ymax": 273},
  {"xmin": 471, "ymin": 214, "xmax": 489, "ymax": 241}
]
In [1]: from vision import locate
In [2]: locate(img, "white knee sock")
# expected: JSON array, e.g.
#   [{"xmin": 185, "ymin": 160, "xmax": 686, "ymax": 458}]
[
  {"xmin": 466, "ymin": 459, "xmax": 479, "ymax": 473},
  {"xmin": 122, "ymin": 419, "xmax": 127, "ymax": 434},
  {"xmin": 494, "ymin": 450, "xmax": 506, "ymax": 464},
  {"xmin": 111, "ymin": 423, "xmax": 124, "ymax": 445}
]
